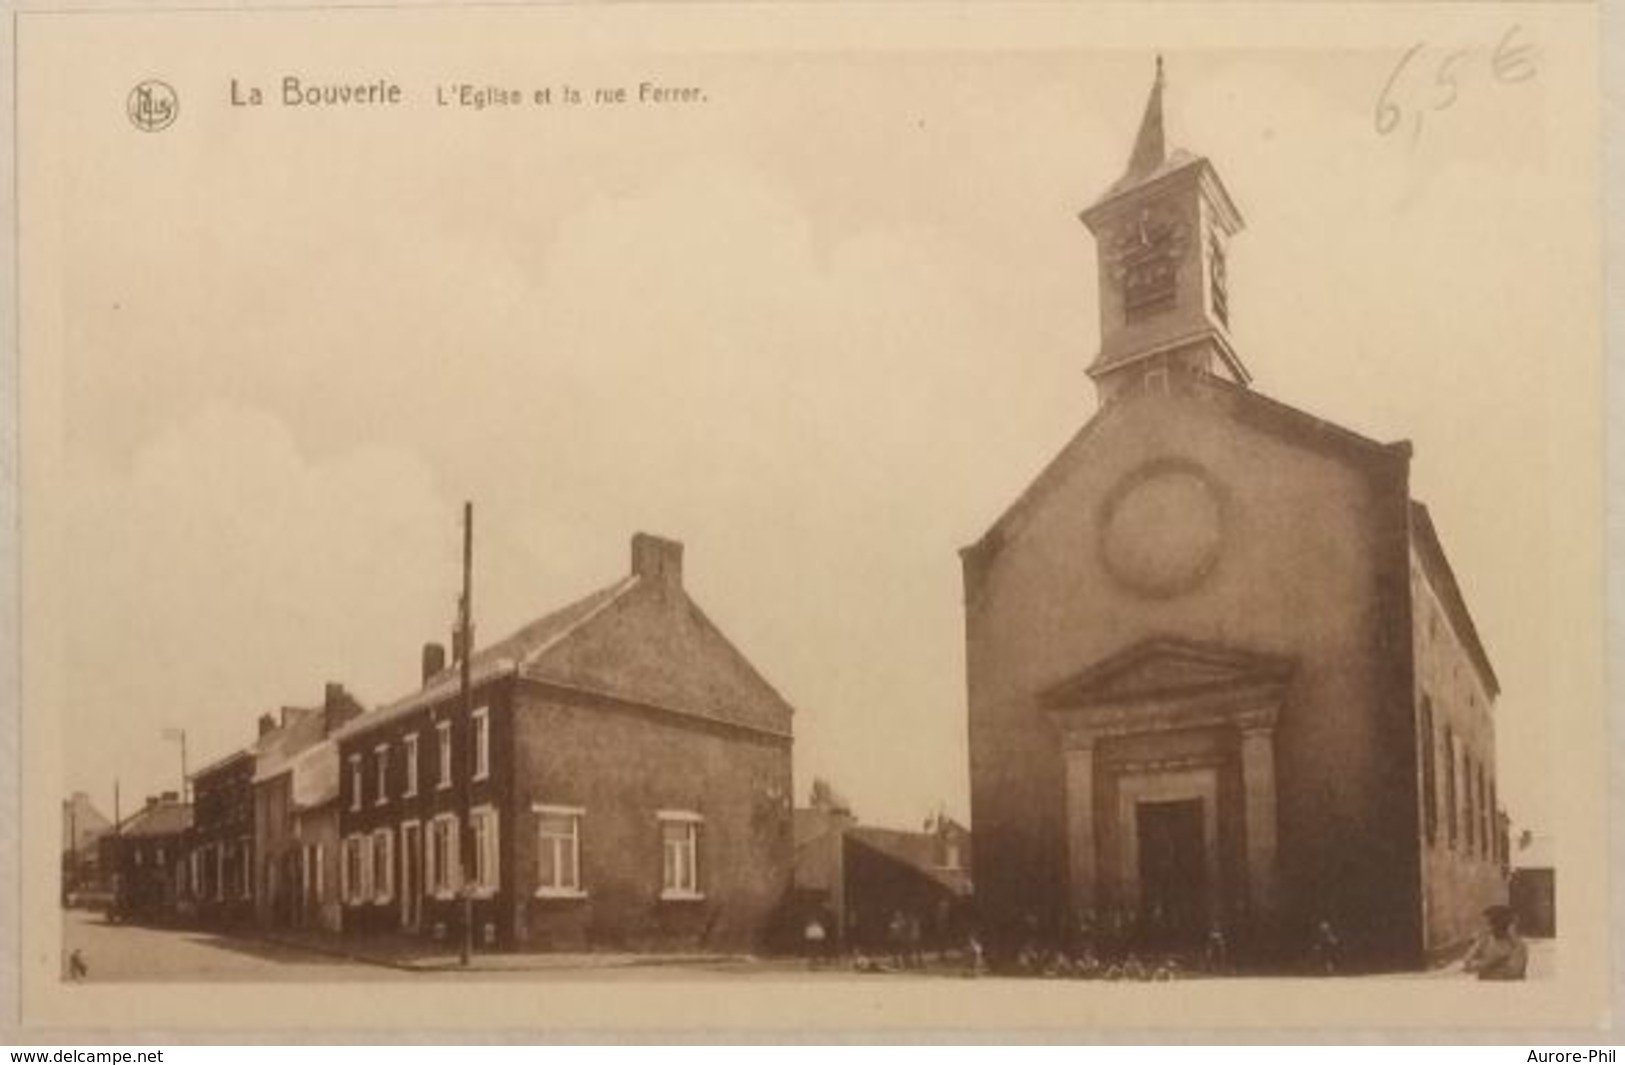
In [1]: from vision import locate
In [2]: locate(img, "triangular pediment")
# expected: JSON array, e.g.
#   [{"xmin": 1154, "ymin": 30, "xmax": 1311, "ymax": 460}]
[{"xmin": 1039, "ymin": 636, "xmax": 1294, "ymax": 710}]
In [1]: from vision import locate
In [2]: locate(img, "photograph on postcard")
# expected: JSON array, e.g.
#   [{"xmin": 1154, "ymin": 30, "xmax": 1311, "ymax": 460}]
[{"xmin": 12, "ymin": 2, "xmax": 1607, "ymax": 1032}]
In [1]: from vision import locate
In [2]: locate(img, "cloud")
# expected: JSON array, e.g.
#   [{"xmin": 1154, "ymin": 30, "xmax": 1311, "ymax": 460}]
[{"xmin": 62, "ymin": 402, "xmax": 453, "ymax": 803}]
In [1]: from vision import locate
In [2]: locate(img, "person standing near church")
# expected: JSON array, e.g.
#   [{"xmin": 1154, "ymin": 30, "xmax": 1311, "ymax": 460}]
[{"xmin": 1462, "ymin": 905, "xmax": 1528, "ymax": 980}]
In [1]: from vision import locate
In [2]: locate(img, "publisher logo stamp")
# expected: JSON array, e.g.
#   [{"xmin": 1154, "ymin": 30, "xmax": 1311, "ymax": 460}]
[{"xmin": 127, "ymin": 80, "xmax": 178, "ymax": 132}]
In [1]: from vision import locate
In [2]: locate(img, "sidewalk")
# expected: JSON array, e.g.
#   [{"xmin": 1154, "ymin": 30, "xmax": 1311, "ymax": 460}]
[{"xmin": 251, "ymin": 924, "xmax": 764, "ymax": 973}]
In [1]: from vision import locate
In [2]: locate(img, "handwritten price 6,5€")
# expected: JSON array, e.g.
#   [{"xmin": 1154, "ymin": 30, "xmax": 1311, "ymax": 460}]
[{"xmin": 1374, "ymin": 25, "xmax": 1537, "ymax": 144}]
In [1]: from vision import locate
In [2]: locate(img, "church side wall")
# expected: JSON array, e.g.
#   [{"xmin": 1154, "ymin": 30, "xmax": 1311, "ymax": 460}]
[
  {"xmin": 963, "ymin": 389, "xmax": 1421, "ymax": 963},
  {"xmin": 1411, "ymin": 552, "xmax": 1505, "ymax": 956}
]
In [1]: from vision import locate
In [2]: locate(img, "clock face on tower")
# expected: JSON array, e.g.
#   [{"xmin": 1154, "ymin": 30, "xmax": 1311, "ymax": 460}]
[{"xmin": 1106, "ymin": 207, "xmax": 1190, "ymax": 321}]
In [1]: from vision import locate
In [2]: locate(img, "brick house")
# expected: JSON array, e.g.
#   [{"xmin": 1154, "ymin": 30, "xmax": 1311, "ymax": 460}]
[
  {"xmin": 332, "ymin": 533, "xmax": 795, "ymax": 952},
  {"xmin": 251, "ymin": 684, "xmax": 363, "ymax": 929},
  {"xmin": 794, "ymin": 799, "xmax": 974, "ymax": 952},
  {"xmin": 101, "ymin": 793, "xmax": 191, "ymax": 924},
  {"xmin": 287, "ymin": 735, "xmax": 347, "ymax": 933},
  {"xmin": 188, "ymin": 749, "xmax": 256, "ymax": 926}
]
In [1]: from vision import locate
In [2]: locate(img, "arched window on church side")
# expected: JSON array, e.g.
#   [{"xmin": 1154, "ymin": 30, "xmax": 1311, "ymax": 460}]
[
  {"xmin": 1445, "ymin": 727, "xmax": 1458, "ymax": 848},
  {"xmin": 1420, "ymin": 697, "xmax": 1438, "ymax": 843}
]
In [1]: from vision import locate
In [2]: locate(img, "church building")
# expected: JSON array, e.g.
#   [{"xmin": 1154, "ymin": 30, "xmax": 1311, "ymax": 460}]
[{"xmin": 960, "ymin": 61, "xmax": 1508, "ymax": 969}]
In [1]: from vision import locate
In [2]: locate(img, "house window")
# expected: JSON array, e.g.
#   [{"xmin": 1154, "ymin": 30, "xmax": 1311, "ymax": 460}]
[
  {"xmin": 403, "ymin": 733, "xmax": 419, "ymax": 797},
  {"xmin": 342, "ymin": 835, "xmax": 364, "ymax": 906},
  {"xmin": 374, "ymin": 745, "xmax": 390, "ymax": 806},
  {"xmin": 1445, "ymin": 728, "xmax": 1458, "ymax": 847},
  {"xmin": 470, "ymin": 805, "xmax": 499, "ymax": 895},
  {"xmin": 472, "ymin": 707, "xmax": 490, "ymax": 782},
  {"xmin": 1420, "ymin": 697, "xmax": 1438, "ymax": 843},
  {"xmin": 428, "ymin": 814, "xmax": 459, "ymax": 898},
  {"xmin": 348, "ymin": 754, "xmax": 362, "ymax": 812},
  {"xmin": 1469, "ymin": 751, "xmax": 1482, "ymax": 858},
  {"xmin": 1209, "ymin": 233, "xmax": 1229, "ymax": 327},
  {"xmin": 1490, "ymin": 778, "xmax": 1500, "ymax": 863},
  {"xmin": 534, "ymin": 805, "xmax": 584, "ymax": 897},
  {"xmin": 436, "ymin": 720, "xmax": 453, "ymax": 790},
  {"xmin": 312, "ymin": 843, "xmax": 325, "ymax": 904},
  {"xmin": 658, "ymin": 811, "xmax": 703, "ymax": 899},
  {"xmin": 372, "ymin": 828, "xmax": 394, "ymax": 904}
]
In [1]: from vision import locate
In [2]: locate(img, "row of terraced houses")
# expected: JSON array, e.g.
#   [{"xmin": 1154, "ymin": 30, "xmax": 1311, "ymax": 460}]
[{"xmin": 119, "ymin": 533, "xmax": 799, "ymax": 953}]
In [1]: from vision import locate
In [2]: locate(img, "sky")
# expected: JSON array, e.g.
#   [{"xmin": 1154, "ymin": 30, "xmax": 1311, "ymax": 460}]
[{"xmin": 35, "ymin": 27, "xmax": 1596, "ymax": 836}]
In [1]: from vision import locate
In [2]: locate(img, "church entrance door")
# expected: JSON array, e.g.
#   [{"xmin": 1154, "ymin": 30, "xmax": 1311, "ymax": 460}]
[{"xmin": 1136, "ymin": 798, "xmax": 1208, "ymax": 948}]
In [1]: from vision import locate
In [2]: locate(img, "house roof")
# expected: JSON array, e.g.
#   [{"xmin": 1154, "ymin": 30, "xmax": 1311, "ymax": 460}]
[
  {"xmin": 1410, "ymin": 501, "xmax": 1500, "ymax": 697},
  {"xmin": 288, "ymin": 738, "xmax": 340, "ymax": 809},
  {"xmin": 332, "ymin": 575, "xmax": 637, "ymax": 742},
  {"xmin": 114, "ymin": 802, "xmax": 192, "ymax": 838},
  {"xmin": 336, "ymin": 533, "xmax": 798, "ymax": 744},
  {"xmin": 846, "ymin": 825, "xmax": 973, "ymax": 897},
  {"xmin": 189, "ymin": 747, "xmax": 253, "ymax": 782},
  {"xmin": 252, "ymin": 706, "xmax": 327, "ymax": 783},
  {"xmin": 63, "ymin": 794, "xmax": 113, "ymax": 851}
]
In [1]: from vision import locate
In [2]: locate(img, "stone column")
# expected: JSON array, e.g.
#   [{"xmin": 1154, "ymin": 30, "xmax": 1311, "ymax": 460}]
[
  {"xmin": 1240, "ymin": 726, "xmax": 1279, "ymax": 919},
  {"xmin": 1063, "ymin": 742, "xmax": 1098, "ymax": 916}
]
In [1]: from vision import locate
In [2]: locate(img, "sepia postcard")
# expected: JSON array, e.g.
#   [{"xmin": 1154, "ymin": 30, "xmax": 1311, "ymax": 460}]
[{"xmin": 3, "ymin": 0, "xmax": 1613, "ymax": 1039}]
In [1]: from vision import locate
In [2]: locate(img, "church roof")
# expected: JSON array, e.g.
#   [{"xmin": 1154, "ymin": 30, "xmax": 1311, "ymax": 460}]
[
  {"xmin": 1410, "ymin": 501, "xmax": 1500, "ymax": 697},
  {"xmin": 961, "ymin": 376, "xmax": 1407, "ymax": 566},
  {"xmin": 1120, "ymin": 57, "xmax": 1168, "ymax": 185}
]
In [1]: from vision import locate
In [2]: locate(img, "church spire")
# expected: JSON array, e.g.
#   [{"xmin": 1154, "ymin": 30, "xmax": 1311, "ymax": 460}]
[
  {"xmin": 1078, "ymin": 55, "xmax": 1249, "ymax": 404},
  {"xmin": 1122, "ymin": 56, "xmax": 1166, "ymax": 187}
]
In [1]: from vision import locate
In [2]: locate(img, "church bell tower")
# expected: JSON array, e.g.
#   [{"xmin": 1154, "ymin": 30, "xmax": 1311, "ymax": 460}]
[{"xmin": 1080, "ymin": 59, "xmax": 1249, "ymax": 404}]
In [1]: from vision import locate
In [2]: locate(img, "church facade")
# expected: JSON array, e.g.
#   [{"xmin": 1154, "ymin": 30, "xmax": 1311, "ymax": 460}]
[{"xmin": 961, "ymin": 63, "xmax": 1507, "ymax": 969}]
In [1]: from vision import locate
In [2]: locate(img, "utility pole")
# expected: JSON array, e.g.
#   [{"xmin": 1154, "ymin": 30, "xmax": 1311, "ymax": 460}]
[{"xmin": 458, "ymin": 500, "xmax": 475, "ymax": 967}]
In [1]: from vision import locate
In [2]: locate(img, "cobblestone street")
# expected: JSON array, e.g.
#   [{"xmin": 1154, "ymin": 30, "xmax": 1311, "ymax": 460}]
[{"xmin": 60, "ymin": 908, "xmax": 1554, "ymax": 985}]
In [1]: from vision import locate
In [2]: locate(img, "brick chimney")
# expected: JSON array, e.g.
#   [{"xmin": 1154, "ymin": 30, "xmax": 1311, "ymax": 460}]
[
  {"xmin": 631, "ymin": 532, "xmax": 683, "ymax": 590},
  {"xmin": 322, "ymin": 682, "xmax": 363, "ymax": 735},
  {"xmin": 257, "ymin": 712, "xmax": 276, "ymax": 737},
  {"xmin": 422, "ymin": 642, "xmax": 447, "ymax": 685}
]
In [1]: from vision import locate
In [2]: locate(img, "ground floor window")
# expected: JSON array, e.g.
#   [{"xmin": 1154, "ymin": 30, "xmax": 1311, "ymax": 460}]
[
  {"xmin": 534, "ymin": 805, "xmax": 584, "ymax": 897},
  {"xmin": 371, "ymin": 828, "xmax": 394, "ymax": 904},
  {"xmin": 342, "ymin": 834, "xmax": 368, "ymax": 906},
  {"xmin": 428, "ymin": 814, "xmax": 459, "ymax": 899},
  {"xmin": 470, "ymin": 806, "xmax": 500, "ymax": 896},
  {"xmin": 658, "ymin": 811, "xmax": 703, "ymax": 900}
]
